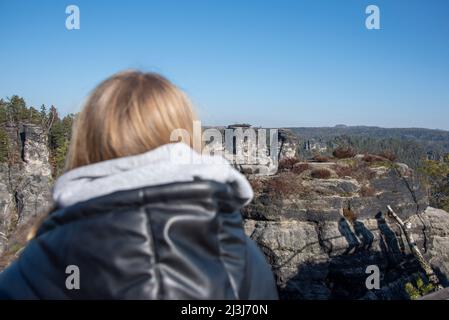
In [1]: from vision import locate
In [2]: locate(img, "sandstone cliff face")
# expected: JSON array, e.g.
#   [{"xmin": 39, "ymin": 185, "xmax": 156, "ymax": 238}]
[
  {"xmin": 204, "ymin": 126, "xmax": 300, "ymax": 176},
  {"xmin": 243, "ymin": 160, "xmax": 449, "ymax": 299},
  {"xmin": 0, "ymin": 124, "xmax": 52, "ymax": 255},
  {"xmin": 278, "ymin": 129, "xmax": 299, "ymax": 160}
]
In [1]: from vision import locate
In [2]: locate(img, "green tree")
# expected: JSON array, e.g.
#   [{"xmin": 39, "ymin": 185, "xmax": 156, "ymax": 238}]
[
  {"xmin": 0, "ymin": 99, "xmax": 7, "ymax": 124},
  {"xmin": 48, "ymin": 112, "xmax": 74, "ymax": 176},
  {"xmin": 52, "ymin": 139, "xmax": 70, "ymax": 176},
  {"xmin": 0, "ymin": 127, "xmax": 9, "ymax": 162},
  {"xmin": 39, "ymin": 104, "xmax": 47, "ymax": 121},
  {"xmin": 419, "ymin": 159, "xmax": 449, "ymax": 211},
  {"xmin": 6, "ymin": 95, "xmax": 27, "ymax": 124}
]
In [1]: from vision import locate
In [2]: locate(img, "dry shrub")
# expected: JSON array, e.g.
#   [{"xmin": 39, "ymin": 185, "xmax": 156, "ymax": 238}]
[
  {"xmin": 249, "ymin": 178, "xmax": 264, "ymax": 194},
  {"xmin": 292, "ymin": 162, "xmax": 310, "ymax": 175},
  {"xmin": 335, "ymin": 165, "xmax": 353, "ymax": 178},
  {"xmin": 352, "ymin": 163, "xmax": 377, "ymax": 181},
  {"xmin": 362, "ymin": 153, "xmax": 387, "ymax": 163},
  {"xmin": 267, "ymin": 172, "xmax": 296, "ymax": 195},
  {"xmin": 265, "ymin": 172, "xmax": 307, "ymax": 199},
  {"xmin": 278, "ymin": 157, "xmax": 300, "ymax": 171},
  {"xmin": 311, "ymin": 168, "xmax": 332, "ymax": 179},
  {"xmin": 379, "ymin": 150, "xmax": 397, "ymax": 162},
  {"xmin": 335, "ymin": 162, "xmax": 376, "ymax": 181},
  {"xmin": 360, "ymin": 185, "xmax": 376, "ymax": 197},
  {"xmin": 0, "ymin": 213, "xmax": 46, "ymax": 270},
  {"xmin": 343, "ymin": 207, "xmax": 358, "ymax": 223},
  {"xmin": 312, "ymin": 154, "xmax": 331, "ymax": 162},
  {"xmin": 333, "ymin": 146, "xmax": 356, "ymax": 159}
]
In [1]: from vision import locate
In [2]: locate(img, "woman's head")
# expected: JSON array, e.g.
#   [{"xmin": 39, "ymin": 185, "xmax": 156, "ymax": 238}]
[{"xmin": 66, "ymin": 70, "xmax": 196, "ymax": 171}]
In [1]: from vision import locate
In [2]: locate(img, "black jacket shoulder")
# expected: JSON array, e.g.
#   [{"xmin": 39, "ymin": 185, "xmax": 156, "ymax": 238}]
[{"xmin": 0, "ymin": 180, "xmax": 278, "ymax": 300}]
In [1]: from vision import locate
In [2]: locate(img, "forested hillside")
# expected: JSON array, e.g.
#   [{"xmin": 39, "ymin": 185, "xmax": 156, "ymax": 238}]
[{"xmin": 289, "ymin": 126, "xmax": 449, "ymax": 167}]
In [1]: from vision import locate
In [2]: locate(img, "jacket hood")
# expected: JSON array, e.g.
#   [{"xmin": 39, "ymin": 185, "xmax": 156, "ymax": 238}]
[
  {"xmin": 0, "ymin": 178, "xmax": 277, "ymax": 300},
  {"xmin": 53, "ymin": 142, "xmax": 253, "ymax": 208}
]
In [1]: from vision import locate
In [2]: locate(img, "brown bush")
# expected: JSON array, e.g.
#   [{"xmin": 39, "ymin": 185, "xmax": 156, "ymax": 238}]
[
  {"xmin": 265, "ymin": 172, "xmax": 306, "ymax": 199},
  {"xmin": 333, "ymin": 146, "xmax": 356, "ymax": 159},
  {"xmin": 312, "ymin": 154, "xmax": 331, "ymax": 162},
  {"xmin": 343, "ymin": 207, "xmax": 357, "ymax": 223},
  {"xmin": 311, "ymin": 168, "xmax": 332, "ymax": 179},
  {"xmin": 334, "ymin": 162, "xmax": 376, "ymax": 181},
  {"xmin": 292, "ymin": 163, "xmax": 310, "ymax": 174},
  {"xmin": 334, "ymin": 165, "xmax": 353, "ymax": 178},
  {"xmin": 267, "ymin": 179, "xmax": 289, "ymax": 195},
  {"xmin": 362, "ymin": 153, "xmax": 387, "ymax": 163},
  {"xmin": 0, "ymin": 212, "xmax": 46, "ymax": 270},
  {"xmin": 379, "ymin": 150, "xmax": 397, "ymax": 162},
  {"xmin": 278, "ymin": 157, "xmax": 300, "ymax": 171},
  {"xmin": 352, "ymin": 163, "xmax": 377, "ymax": 181},
  {"xmin": 267, "ymin": 173, "xmax": 293, "ymax": 195},
  {"xmin": 249, "ymin": 178, "xmax": 264, "ymax": 194},
  {"xmin": 360, "ymin": 185, "xmax": 376, "ymax": 197}
]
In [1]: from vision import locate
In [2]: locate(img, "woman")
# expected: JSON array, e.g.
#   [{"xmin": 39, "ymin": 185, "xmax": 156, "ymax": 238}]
[{"xmin": 0, "ymin": 71, "xmax": 278, "ymax": 299}]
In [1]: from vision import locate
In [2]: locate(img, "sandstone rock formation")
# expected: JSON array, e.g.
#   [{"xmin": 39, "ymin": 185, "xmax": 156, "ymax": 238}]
[
  {"xmin": 204, "ymin": 126, "xmax": 300, "ymax": 176},
  {"xmin": 278, "ymin": 129, "xmax": 299, "ymax": 159},
  {"xmin": 0, "ymin": 124, "xmax": 52, "ymax": 255},
  {"xmin": 243, "ymin": 159, "xmax": 449, "ymax": 299}
]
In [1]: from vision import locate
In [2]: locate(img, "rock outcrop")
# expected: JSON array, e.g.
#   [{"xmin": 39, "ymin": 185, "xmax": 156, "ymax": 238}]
[
  {"xmin": 278, "ymin": 129, "xmax": 299, "ymax": 159},
  {"xmin": 204, "ymin": 126, "xmax": 300, "ymax": 176},
  {"xmin": 0, "ymin": 124, "xmax": 52, "ymax": 255},
  {"xmin": 243, "ymin": 158, "xmax": 449, "ymax": 299}
]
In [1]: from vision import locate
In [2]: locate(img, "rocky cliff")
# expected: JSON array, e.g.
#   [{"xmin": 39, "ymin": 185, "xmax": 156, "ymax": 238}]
[
  {"xmin": 0, "ymin": 124, "xmax": 52, "ymax": 255},
  {"xmin": 204, "ymin": 126, "xmax": 300, "ymax": 175},
  {"xmin": 243, "ymin": 158, "xmax": 449, "ymax": 299}
]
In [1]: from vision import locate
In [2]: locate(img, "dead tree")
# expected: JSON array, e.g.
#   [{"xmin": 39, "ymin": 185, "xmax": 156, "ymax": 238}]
[
  {"xmin": 44, "ymin": 106, "xmax": 57, "ymax": 134},
  {"xmin": 386, "ymin": 205, "xmax": 442, "ymax": 290}
]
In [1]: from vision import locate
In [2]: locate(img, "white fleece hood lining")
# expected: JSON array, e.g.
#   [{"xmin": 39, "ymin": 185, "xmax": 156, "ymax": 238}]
[{"xmin": 52, "ymin": 143, "xmax": 253, "ymax": 208}]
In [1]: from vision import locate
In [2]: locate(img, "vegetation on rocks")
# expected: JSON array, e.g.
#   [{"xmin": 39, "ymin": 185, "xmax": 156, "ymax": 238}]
[
  {"xmin": 278, "ymin": 157, "xmax": 301, "ymax": 171},
  {"xmin": 292, "ymin": 163, "xmax": 310, "ymax": 175},
  {"xmin": 0, "ymin": 95, "xmax": 74, "ymax": 176},
  {"xmin": 419, "ymin": 155, "xmax": 449, "ymax": 212},
  {"xmin": 311, "ymin": 168, "xmax": 332, "ymax": 179},
  {"xmin": 244, "ymin": 155, "xmax": 447, "ymax": 299},
  {"xmin": 312, "ymin": 154, "xmax": 331, "ymax": 162},
  {"xmin": 405, "ymin": 276, "xmax": 436, "ymax": 300},
  {"xmin": 360, "ymin": 185, "xmax": 376, "ymax": 197},
  {"xmin": 333, "ymin": 146, "xmax": 356, "ymax": 159}
]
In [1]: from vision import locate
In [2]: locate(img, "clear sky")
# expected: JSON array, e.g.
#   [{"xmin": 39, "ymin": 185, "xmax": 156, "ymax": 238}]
[{"xmin": 0, "ymin": 0, "xmax": 448, "ymax": 129}]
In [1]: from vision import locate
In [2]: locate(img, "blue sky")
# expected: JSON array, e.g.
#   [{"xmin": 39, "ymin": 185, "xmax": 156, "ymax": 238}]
[{"xmin": 0, "ymin": 0, "xmax": 448, "ymax": 129}]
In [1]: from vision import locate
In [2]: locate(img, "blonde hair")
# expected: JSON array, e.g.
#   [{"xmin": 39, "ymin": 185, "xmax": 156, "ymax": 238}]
[{"xmin": 66, "ymin": 70, "xmax": 196, "ymax": 171}]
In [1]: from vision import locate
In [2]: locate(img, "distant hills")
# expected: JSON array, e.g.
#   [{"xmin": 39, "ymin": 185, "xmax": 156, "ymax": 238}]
[
  {"xmin": 288, "ymin": 125, "xmax": 449, "ymax": 142},
  {"xmin": 286, "ymin": 125, "xmax": 449, "ymax": 168},
  {"xmin": 208, "ymin": 124, "xmax": 449, "ymax": 168}
]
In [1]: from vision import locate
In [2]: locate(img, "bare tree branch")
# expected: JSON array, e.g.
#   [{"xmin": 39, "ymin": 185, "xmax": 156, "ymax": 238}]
[{"xmin": 387, "ymin": 205, "xmax": 442, "ymax": 290}]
